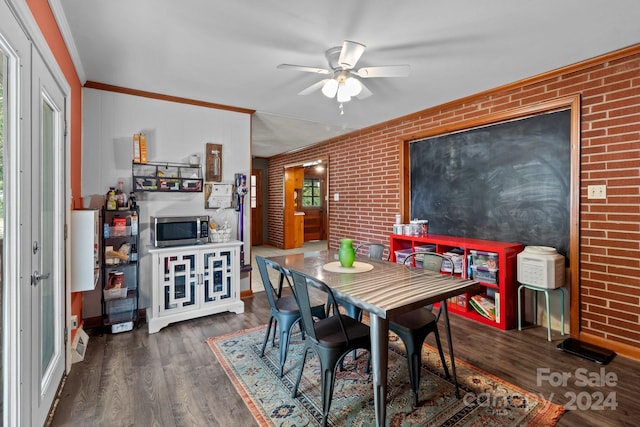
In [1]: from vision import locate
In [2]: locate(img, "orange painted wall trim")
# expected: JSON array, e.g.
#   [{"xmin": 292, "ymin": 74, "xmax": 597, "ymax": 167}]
[{"xmin": 27, "ymin": 0, "xmax": 84, "ymax": 341}]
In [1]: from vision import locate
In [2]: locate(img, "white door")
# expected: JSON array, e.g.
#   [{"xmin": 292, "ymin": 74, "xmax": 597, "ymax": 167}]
[
  {"xmin": 1, "ymin": 2, "xmax": 67, "ymax": 424},
  {"xmin": 27, "ymin": 48, "xmax": 66, "ymax": 426}
]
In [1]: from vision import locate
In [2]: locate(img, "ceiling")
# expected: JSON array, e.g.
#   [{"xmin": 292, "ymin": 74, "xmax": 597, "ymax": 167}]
[{"xmin": 55, "ymin": 0, "xmax": 640, "ymax": 158}]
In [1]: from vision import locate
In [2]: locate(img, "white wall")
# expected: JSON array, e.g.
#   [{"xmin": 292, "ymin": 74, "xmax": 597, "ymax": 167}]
[{"xmin": 81, "ymin": 88, "xmax": 251, "ymax": 318}]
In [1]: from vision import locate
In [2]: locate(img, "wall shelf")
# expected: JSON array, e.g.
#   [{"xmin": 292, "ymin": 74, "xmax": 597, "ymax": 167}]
[{"xmin": 132, "ymin": 161, "xmax": 203, "ymax": 192}]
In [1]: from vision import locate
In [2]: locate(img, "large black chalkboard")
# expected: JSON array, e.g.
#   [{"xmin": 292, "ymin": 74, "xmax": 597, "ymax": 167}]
[{"xmin": 410, "ymin": 109, "xmax": 571, "ymax": 257}]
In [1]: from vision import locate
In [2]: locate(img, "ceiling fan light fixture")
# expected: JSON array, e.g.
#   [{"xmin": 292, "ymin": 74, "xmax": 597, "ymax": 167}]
[
  {"xmin": 336, "ymin": 84, "xmax": 351, "ymax": 103},
  {"xmin": 344, "ymin": 76, "xmax": 362, "ymax": 97},
  {"xmin": 321, "ymin": 79, "xmax": 339, "ymax": 98}
]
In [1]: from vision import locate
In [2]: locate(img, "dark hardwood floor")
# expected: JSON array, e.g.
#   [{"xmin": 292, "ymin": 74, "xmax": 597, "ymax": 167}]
[{"xmin": 51, "ymin": 293, "xmax": 640, "ymax": 426}]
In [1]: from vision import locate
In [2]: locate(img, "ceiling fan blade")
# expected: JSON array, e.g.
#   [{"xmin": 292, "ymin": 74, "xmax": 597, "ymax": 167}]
[
  {"xmin": 338, "ymin": 40, "xmax": 366, "ymax": 69},
  {"xmin": 355, "ymin": 65, "xmax": 411, "ymax": 78},
  {"xmin": 277, "ymin": 64, "xmax": 331, "ymax": 74},
  {"xmin": 356, "ymin": 82, "xmax": 372, "ymax": 100},
  {"xmin": 298, "ymin": 79, "xmax": 329, "ymax": 95}
]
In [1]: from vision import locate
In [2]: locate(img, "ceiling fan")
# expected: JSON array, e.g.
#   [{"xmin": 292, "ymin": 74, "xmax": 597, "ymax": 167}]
[{"xmin": 277, "ymin": 40, "xmax": 410, "ymax": 106}]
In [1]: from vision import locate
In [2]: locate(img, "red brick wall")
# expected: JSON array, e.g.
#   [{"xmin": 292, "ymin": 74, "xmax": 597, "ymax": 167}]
[{"xmin": 267, "ymin": 46, "xmax": 640, "ymax": 354}]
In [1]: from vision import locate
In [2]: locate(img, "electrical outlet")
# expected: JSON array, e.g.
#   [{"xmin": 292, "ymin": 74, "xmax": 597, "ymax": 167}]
[
  {"xmin": 71, "ymin": 315, "xmax": 78, "ymax": 329},
  {"xmin": 334, "ymin": 193, "xmax": 339, "ymax": 201},
  {"xmin": 587, "ymin": 185, "xmax": 607, "ymax": 200}
]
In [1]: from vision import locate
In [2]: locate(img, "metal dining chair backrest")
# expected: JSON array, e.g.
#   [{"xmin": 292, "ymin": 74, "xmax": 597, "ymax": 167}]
[
  {"xmin": 256, "ymin": 256, "xmax": 287, "ymax": 307},
  {"xmin": 354, "ymin": 242, "xmax": 390, "ymax": 261},
  {"xmin": 403, "ymin": 252, "xmax": 455, "ymax": 277},
  {"xmin": 291, "ymin": 271, "xmax": 343, "ymax": 342},
  {"xmin": 403, "ymin": 251, "xmax": 454, "ymax": 317}
]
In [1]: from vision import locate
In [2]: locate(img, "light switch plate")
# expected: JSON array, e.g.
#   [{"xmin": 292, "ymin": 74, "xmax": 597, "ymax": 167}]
[
  {"xmin": 334, "ymin": 193, "xmax": 339, "ymax": 201},
  {"xmin": 587, "ymin": 185, "xmax": 606, "ymax": 200}
]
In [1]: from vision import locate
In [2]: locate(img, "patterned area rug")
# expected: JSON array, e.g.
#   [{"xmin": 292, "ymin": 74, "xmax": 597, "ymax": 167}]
[{"xmin": 207, "ymin": 325, "xmax": 563, "ymax": 426}]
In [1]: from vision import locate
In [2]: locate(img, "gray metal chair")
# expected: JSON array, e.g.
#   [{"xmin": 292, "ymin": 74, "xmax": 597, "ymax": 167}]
[
  {"xmin": 354, "ymin": 242, "xmax": 390, "ymax": 261},
  {"xmin": 255, "ymin": 256, "xmax": 325, "ymax": 377},
  {"xmin": 290, "ymin": 270, "xmax": 371, "ymax": 427},
  {"xmin": 390, "ymin": 252, "xmax": 460, "ymax": 405}
]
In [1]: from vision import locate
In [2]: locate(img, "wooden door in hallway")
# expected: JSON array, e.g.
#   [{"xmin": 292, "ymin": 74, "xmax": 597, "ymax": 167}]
[
  {"xmin": 301, "ymin": 164, "xmax": 326, "ymax": 241},
  {"xmin": 251, "ymin": 169, "xmax": 263, "ymax": 245}
]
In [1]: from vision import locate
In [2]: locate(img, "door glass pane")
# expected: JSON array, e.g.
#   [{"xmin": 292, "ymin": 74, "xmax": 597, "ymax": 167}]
[
  {"xmin": 0, "ymin": 49, "xmax": 7, "ymax": 421},
  {"xmin": 40, "ymin": 99, "xmax": 55, "ymax": 374},
  {"xmin": 250, "ymin": 175, "xmax": 256, "ymax": 208}
]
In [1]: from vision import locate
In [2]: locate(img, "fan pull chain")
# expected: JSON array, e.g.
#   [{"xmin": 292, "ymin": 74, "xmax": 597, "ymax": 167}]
[{"xmin": 339, "ymin": 103, "xmax": 344, "ymax": 115}]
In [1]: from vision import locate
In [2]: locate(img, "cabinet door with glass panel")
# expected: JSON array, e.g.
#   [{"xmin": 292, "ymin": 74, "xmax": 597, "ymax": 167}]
[
  {"xmin": 157, "ymin": 249, "xmax": 200, "ymax": 316},
  {"xmin": 200, "ymin": 246, "xmax": 237, "ymax": 308}
]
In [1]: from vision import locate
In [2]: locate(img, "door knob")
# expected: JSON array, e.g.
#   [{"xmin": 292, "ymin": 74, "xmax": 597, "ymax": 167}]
[{"xmin": 31, "ymin": 270, "xmax": 50, "ymax": 286}]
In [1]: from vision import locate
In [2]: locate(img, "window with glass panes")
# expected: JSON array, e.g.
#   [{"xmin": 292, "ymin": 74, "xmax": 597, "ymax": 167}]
[{"xmin": 302, "ymin": 178, "xmax": 321, "ymax": 207}]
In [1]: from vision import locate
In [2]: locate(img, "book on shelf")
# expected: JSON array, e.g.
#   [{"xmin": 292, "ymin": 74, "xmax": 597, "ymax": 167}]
[{"xmin": 469, "ymin": 294, "xmax": 496, "ymax": 321}]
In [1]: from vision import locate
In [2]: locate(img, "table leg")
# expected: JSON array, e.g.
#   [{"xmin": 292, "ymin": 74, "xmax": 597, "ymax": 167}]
[{"xmin": 369, "ymin": 314, "xmax": 389, "ymax": 427}]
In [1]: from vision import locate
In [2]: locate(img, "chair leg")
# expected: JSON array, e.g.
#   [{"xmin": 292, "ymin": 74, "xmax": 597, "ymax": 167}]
[
  {"xmin": 292, "ymin": 347, "xmax": 310, "ymax": 398},
  {"xmin": 338, "ymin": 305, "xmax": 362, "ymax": 369},
  {"xmin": 433, "ymin": 327, "xmax": 450, "ymax": 379},
  {"xmin": 400, "ymin": 333, "xmax": 425, "ymax": 407},
  {"xmin": 320, "ymin": 358, "xmax": 338, "ymax": 427},
  {"xmin": 278, "ymin": 319, "xmax": 301, "ymax": 377},
  {"xmin": 407, "ymin": 349, "xmax": 421, "ymax": 407},
  {"xmin": 260, "ymin": 317, "xmax": 275, "ymax": 357},
  {"xmin": 271, "ymin": 319, "xmax": 278, "ymax": 348}
]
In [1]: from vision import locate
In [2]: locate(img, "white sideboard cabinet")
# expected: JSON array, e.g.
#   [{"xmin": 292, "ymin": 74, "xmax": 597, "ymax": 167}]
[{"xmin": 147, "ymin": 241, "xmax": 245, "ymax": 333}]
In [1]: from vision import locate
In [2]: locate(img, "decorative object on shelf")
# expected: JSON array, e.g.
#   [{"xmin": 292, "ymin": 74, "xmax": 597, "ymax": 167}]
[
  {"xmin": 128, "ymin": 192, "xmax": 136, "ymax": 210},
  {"xmin": 204, "ymin": 183, "xmax": 233, "ymax": 209},
  {"xmin": 115, "ymin": 181, "xmax": 127, "ymax": 209},
  {"xmin": 107, "ymin": 271, "xmax": 125, "ymax": 289},
  {"xmin": 206, "ymin": 143, "xmax": 222, "ymax": 182},
  {"xmin": 209, "ymin": 221, "xmax": 233, "ymax": 243},
  {"xmin": 132, "ymin": 132, "xmax": 148, "ymax": 164},
  {"xmin": 106, "ymin": 187, "xmax": 117, "ymax": 210},
  {"xmin": 338, "ymin": 238, "xmax": 356, "ymax": 268}
]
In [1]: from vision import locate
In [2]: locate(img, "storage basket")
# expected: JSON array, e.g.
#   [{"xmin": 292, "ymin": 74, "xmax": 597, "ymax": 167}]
[
  {"xmin": 471, "ymin": 265, "xmax": 498, "ymax": 284},
  {"xmin": 103, "ymin": 287, "xmax": 128, "ymax": 301}
]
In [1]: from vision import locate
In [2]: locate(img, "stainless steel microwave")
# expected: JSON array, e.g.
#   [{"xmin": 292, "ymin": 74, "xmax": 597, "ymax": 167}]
[{"xmin": 150, "ymin": 215, "xmax": 209, "ymax": 247}]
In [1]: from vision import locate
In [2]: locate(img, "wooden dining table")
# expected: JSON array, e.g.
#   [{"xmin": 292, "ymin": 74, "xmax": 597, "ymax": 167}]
[{"xmin": 267, "ymin": 250, "xmax": 480, "ymax": 427}]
